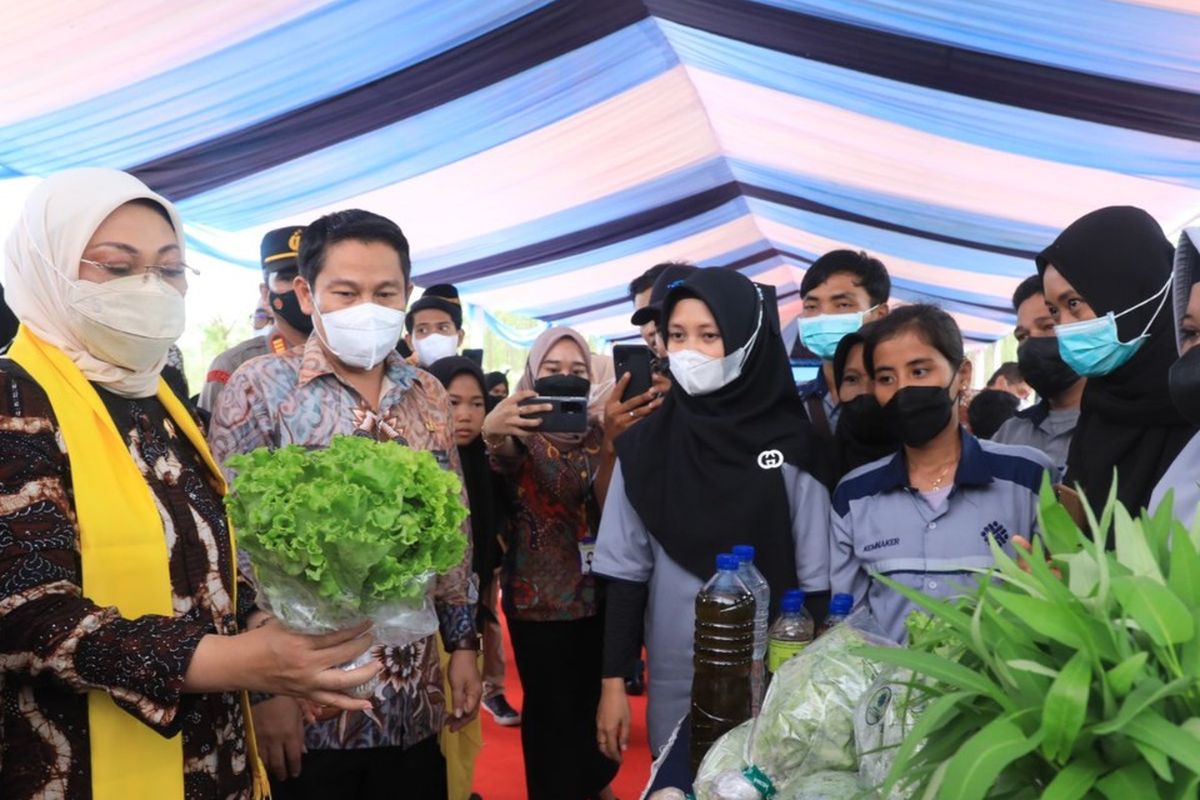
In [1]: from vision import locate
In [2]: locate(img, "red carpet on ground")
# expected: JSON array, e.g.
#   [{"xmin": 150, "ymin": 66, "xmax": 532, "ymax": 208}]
[{"xmin": 472, "ymin": 609, "xmax": 652, "ymax": 799}]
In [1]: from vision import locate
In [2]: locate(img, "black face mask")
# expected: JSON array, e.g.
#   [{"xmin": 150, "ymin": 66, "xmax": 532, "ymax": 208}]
[
  {"xmin": 532, "ymin": 374, "xmax": 591, "ymax": 398},
  {"xmin": 1017, "ymin": 336, "xmax": 1079, "ymax": 400},
  {"xmin": 837, "ymin": 394, "xmax": 897, "ymax": 447},
  {"xmin": 883, "ymin": 383, "xmax": 956, "ymax": 448},
  {"xmin": 1168, "ymin": 346, "xmax": 1200, "ymax": 426},
  {"xmin": 269, "ymin": 289, "xmax": 314, "ymax": 335}
]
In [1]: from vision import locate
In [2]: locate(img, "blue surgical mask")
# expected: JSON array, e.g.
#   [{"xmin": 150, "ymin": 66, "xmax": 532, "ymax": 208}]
[
  {"xmin": 1055, "ymin": 275, "xmax": 1172, "ymax": 377},
  {"xmin": 798, "ymin": 307, "xmax": 876, "ymax": 360}
]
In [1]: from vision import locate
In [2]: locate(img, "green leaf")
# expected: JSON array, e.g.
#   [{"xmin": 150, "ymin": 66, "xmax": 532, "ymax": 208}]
[
  {"xmin": 879, "ymin": 690, "xmax": 971, "ymax": 796},
  {"xmin": 988, "ymin": 589, "xmax": 1119, "ymax": 662},
  {"xmin": 1007, "ymin": 659, "xmax": 1060, "ymax": 680},
  {"xmin": 1104, "ymin": 652, "xmax": 1149, "ymax": 698},
  {"xmin": 1060, "ymin": 550, "xmax": 1100, "ymax": 600},
  {"xmin": 857, "ymin": 646, "xmax": 1011, "ymax": 709},
  {"xmin": 1123, "ymin": 708, "xmax": 1200, "ymax": 776},
  {"xmin": 1113, "ymin": 503, "xmax": 1165, "ymax": 583},
  {"xmin": 1168, "ymin": 526, "xmax": 1200, "ymax": 608},
  {"xmin": 1111, "ymin": 575, "xmax": 1195, "ymax": 646},
  {"xmin": 1041, "ymin": 650, "xmax": 1092, "ymax": 763},
  {"xmin": 1041, "ymin": 756, "xmax": 1106, "ymax": 800},
  {"xmin": 1092, "ymin": 677, "xmax": 1194, "ymax": 735},
  {"xmin": 1133, "ymin": 740, "xmax": 1174, "ymax": 782},
  {"xmin": 1096, "ymin": 763, "xmax": 1157, "ymax": 800},
  {"xmin": 1037, "ymin": 473, "xmax": 1086, "ymax": 555},
  {"xmin": 938, "ymin": 712, "xmax": 1042, "ymax": 800}
]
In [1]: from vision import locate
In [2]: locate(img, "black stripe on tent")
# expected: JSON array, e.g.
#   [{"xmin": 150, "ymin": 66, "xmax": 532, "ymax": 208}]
[
  {"xmin": 418, "ymin": 181, "xmax": 1031, "ymax": 288},
  {"xmin": 645, "ymin": 0, "xmax": 1200, "ymax": 141},
  {"xmin": 741, "ymin": 185, "xmax": 1039, "ymax": 260},
  {"xmin": 131, "ymin": 0, "xmax": 651, "ymax": 199},
  {"xmin": 417, "ymin": 182, "xmax": 744, "ymax": 285},
  {"xmin": 538, "ymin": 247, "xmax": 790, "ymax": 321}
]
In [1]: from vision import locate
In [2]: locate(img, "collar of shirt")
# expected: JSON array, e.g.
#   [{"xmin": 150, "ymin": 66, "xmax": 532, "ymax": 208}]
[
  {"xmin": 798, "ymin": 368, "xmax": 830, "ymax": 401},
  {"xmin": 1015, "ymin": 398, "xmax": 1051, "ymax": 428},
  {"xmin": 872, "ymin": 428, "xmax": 995, "ymax": 493},
  {"xmin": 296, "ymin": 334, "xmax": 417, "ymax": 392}
]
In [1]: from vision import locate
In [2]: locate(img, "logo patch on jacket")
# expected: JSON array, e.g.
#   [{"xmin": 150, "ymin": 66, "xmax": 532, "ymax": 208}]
[{"xmin": 980, "ymin": 520, "xmax": 1009, "ymax": 547}]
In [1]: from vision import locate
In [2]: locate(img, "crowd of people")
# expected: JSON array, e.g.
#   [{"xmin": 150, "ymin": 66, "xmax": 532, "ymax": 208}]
[{"xmin": 0, "ymin": 167, "xmax": 1197, "ymax": 800}]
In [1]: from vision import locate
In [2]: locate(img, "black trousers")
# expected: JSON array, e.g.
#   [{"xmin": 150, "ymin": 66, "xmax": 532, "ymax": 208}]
[
  {"xmin": 269, "ymin": 735, "xmax": 447, "ymax": 800},
  {"xmin": 508, "ymin": 614, "xmax": 620, "ymax": 800}
]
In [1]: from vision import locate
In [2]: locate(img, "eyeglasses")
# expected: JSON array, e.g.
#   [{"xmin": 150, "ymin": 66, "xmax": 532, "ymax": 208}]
[{"xmin": 80, "ymin": 258, "xmax": 199, "ymax": 280}]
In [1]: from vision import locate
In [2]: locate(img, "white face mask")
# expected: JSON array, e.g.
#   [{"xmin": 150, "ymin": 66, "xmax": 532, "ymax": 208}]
[
  {"xmin": 414, "ymin": 332, "xmax": 459, "ymax": 366},
  {"xmin": 67, "ymin": 274, "xmax": 186, "ymax": 371},
  {"xmin": 314, "ymin": 302, "xmax": 405, "ymax": 370},
  {"xmin": 668, "ymin": 294, "xmax": 763, "ymax": 397}
]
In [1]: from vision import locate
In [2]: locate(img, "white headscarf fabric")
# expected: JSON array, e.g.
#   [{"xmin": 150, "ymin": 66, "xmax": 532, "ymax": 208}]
[{"xmin": 4, "ymin": 168, "xmax": 185, "ymax": 397}]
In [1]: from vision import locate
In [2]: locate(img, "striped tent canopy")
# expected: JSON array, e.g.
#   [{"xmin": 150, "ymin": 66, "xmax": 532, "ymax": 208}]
[{"xmin": 3, "ymin": 0, "xmax": 1198, "ymax": 344}]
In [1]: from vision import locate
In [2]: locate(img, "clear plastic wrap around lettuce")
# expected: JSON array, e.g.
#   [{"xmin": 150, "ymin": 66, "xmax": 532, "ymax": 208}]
[
  {"xmin": 694, "ymin": 720, "xmax": 754, "ymax": 800},
  {"xmin": 854, "ymin": 668, "xmax": 924, "ymax": 799},
  {"xmin": 746, "ymin": 609, "xmax": 895, "ymax": 786},
  {"xmin": 226, "ymin": 436, "xmax": 469, "ymax": 672},
  {"xmin": 776, "ymin": 771, "xmax": 878, "ymax": 799}
]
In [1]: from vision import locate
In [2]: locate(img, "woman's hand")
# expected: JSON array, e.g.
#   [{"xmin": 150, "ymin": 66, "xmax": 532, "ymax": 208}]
[
  {"xmin": 185, "ymin": 619, "xmax": 379, "ymax": 712},
  {"xmin": 483, "ymin": 390, "xmax": 551, "ymax": 441},
  {"xmin": 596, "ymin": 677, "xmax": 631, "ymax": 762},
  {"xmin": 602, "ymin": 374, "xmax": 664, "ymax": 450}
]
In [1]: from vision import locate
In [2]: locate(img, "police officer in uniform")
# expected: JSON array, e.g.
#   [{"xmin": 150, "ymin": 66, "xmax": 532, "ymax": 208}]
[{"xmin": 199, "ymin": 226, "xmax": 312, "ymax": 413}]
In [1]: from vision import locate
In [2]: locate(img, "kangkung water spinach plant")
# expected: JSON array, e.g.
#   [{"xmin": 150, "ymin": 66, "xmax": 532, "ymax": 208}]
[{"xmin": 858, "ymin": 476, "xmax": 1200, "ymax": 800}]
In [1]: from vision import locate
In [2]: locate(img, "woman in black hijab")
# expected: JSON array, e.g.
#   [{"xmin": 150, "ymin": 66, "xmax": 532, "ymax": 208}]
[
  {"xmin": 592, "ymin": 268, "xmax": 830, "ymax": 759},
  {"xmin": 1037, "ymin": 206, "xmax": 1194, "ymax": 527}
]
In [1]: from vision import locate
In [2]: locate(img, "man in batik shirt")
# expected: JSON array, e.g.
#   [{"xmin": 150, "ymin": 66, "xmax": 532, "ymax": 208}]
[{"xmin": 211, "ymin": 209, "xmax": 480, "ymax": 799}]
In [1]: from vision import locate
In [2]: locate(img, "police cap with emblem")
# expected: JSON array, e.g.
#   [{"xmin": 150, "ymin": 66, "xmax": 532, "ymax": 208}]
[
  {"xmin": 260, "ymin": 226, "xmax": 305, "ymax": 276},
  {"xmin": 406, "ymin": 283, "xmax": 463, "ymax": 332}
]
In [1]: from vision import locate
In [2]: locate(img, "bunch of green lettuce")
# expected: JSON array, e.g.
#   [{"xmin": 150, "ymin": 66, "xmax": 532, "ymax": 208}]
[{"xmin": 226, "ymin": 436, "xmax": 468, "ymax": 619}]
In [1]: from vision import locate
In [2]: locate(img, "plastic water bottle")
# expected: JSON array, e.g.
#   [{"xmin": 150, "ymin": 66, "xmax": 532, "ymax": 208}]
[
  {"xmin": 690, "ymin": 553, "xmax": 755, "ymax": 775},
  {"xmin": 767, "ymin": 589, "xmax": 814, "ymax": 676},
  {"xmin": 731, "ymin": 545, "xmax": 770, "ymax": 715},
  {"xmin": 819, "ymin": 592, "xmax": 855, "ymax": 636}
]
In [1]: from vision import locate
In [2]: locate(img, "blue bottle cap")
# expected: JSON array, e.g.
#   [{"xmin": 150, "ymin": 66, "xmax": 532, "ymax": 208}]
[
  {"xmin": 830, "ymin": 593, "xmax": 854, "ymax": 615},
  {"xmin": 717, "ymin": 553, "xmax": 740, "ymax": 572},
  {"xmin": 732, "ymin": 545, "xmax": 755, "ymax": 563},
  {"xmin": 781, "ymin": 589, "xmax": 806, "ymax": 613}
]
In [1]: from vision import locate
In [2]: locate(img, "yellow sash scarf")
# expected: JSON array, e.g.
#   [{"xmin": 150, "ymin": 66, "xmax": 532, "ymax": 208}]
[{"xmin": 9, "ymin": 327, "xmax": 268, "ymax": 800}]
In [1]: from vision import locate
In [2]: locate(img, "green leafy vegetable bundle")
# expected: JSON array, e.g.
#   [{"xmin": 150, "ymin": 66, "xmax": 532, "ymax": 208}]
[
  {"xmin": 859, "ymin": 477, "xmax": 1200, "ymax": 799},
  {"xmin": 226, "ymin": 435, "xmax": 468, "ymax": 636}
]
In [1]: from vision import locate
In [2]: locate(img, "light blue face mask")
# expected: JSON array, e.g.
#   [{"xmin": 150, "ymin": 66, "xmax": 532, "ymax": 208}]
[
  {"xmin": 1055, "ymin": 275, "xmax": 1173, "ymax": 377},
  {"xmin": 798, "ymin": 307, "xmax": 876, "ymax": 360}
]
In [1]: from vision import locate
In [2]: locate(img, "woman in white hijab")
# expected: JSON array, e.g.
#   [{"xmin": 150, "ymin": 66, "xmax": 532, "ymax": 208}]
[{"xmin": 0, "ymin": 168, "xmax": 375, "ymax": 800}]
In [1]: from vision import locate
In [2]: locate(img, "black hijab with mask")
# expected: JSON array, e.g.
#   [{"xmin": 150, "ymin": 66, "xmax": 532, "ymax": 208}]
[
  {"xmin": 615, "ymin": 269, "xmax": 819, "ymax": 612},
  {"xmin": 832, "ymin": 329, "xmax": 899, "ymax": 478},
  {"xmin": 1036, "ymin": 206, "xmax": 1193, "ymax": 524},
  {"xmin": 427, "ymin": 357, "xmax": 504, "ymax": 591}
]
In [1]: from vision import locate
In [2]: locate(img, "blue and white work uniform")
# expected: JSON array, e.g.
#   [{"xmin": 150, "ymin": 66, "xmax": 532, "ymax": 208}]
[
  {"xmin": 992, "ymin": 401, "xmax": 1078, "ymax": 482},
  {"xmin": 1150, "ymin": 431, "xmax": 1200, "ymax": 528},
  {"xmin": 830, "ymin": 429, "xmax": 1053, "ymax": 643},
  {"xmin": 594, "ymin": 462, "xmax": 830, "ymax": 753}
]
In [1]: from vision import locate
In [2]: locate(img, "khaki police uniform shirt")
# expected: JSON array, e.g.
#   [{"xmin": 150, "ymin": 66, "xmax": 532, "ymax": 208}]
[{"xmin": 198, "ymin": 328, "xmax": 288, "ymax": 413}]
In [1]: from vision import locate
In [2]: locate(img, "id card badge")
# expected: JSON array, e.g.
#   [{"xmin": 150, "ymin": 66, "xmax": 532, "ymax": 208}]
[{"xmin": 578, "ymin": 537, "xmax": 597, "ymax": 576}]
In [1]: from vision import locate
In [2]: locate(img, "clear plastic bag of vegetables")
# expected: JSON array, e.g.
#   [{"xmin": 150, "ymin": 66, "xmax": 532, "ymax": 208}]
[
  {"xmin": 854, "ymin": 668, "xmax": 925, "ymax": 799},
  {"xmin": 744, "ymin": 608, "xmax": 895, "ymax": 788},
  {"xmin": 225, "ymin": 436, "xmax": 470, "ymax": 695},
  {"xmin": 693, "ymin": 720, "xmax": 758, "ymax": 800}
]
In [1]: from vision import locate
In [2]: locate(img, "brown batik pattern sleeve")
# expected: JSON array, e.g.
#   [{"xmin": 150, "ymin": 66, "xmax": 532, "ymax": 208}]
[{"xmin": 0, "ymin": 372, "xmax": 209, "ymax": 737}]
